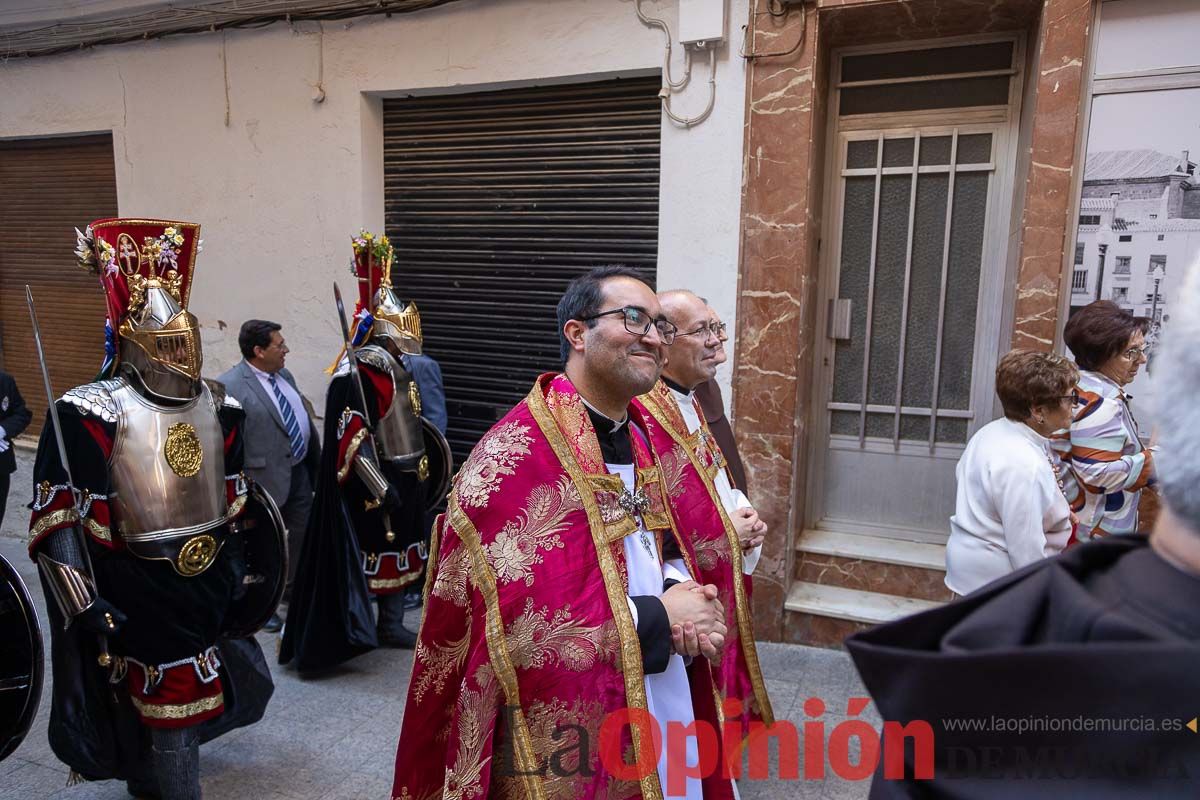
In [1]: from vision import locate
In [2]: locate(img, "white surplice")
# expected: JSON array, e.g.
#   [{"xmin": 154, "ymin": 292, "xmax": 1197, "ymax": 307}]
[
  {"xmin": 610, "ymin": 461, "xmax": 703, "ymax": 800},
  {"xmin": 666, "ymin": 386, "xmax": 762, "ymax": 575}
]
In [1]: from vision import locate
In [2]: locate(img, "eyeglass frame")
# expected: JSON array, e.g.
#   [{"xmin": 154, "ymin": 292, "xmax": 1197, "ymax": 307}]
[
  {"xmin": 1056, "ymin": 389, "xmax": 1080, "ymax": 406},
  {"xmin": 1119, "ymin": 344, "xmax": 1150, "ymax": 361},
  {"xmin": 675, "ymin": 320, "xmax": 725, "ymax": 341},
  {"xmin": 579, "ymin": 306, "xmax": 678, "ymax": 345}
]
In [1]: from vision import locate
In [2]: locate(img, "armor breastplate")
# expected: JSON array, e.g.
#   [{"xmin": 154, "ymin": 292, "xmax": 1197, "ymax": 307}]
[
  {"xmin": 107, "ymin": 379, "xmax": 229, "ymax": 571},
  {"xmin": 358, "ymin": 345, "xmax": 425, "ymax": 469}
]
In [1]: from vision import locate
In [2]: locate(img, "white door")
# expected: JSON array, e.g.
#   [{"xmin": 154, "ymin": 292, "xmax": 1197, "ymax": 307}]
[{"xmin": 808, "ymin": 37, "xmax": 1024, "ymax": 541}]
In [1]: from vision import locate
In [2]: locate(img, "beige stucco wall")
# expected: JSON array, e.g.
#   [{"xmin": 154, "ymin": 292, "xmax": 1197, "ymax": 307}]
[{"xmin": 0, "ymin": 0, "xmax": 749, "ymax": 414}]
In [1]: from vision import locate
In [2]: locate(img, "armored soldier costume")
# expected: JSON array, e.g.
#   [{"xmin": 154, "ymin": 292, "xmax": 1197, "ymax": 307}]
[
  {"xmin": 280, "ymin": 231, "xmax": 450, "ymax": 671},
  {"xmin": 27, "ymin": 219, "xmax": 279, "ymax": 800}
]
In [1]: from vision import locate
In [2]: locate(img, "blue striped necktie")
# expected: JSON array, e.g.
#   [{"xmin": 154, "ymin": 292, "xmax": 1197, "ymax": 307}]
[{"xmin": 268, "ymin": 374, "xmax": 305, "ymax": 461}]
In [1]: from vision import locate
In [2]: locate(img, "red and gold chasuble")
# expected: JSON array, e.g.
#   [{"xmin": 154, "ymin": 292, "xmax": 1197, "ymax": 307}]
[
  {"xmin": 634, "ymin": 381, "xmax": 774, "ymax": 735},
  {"xmin": 392, "ymin": 374, "xmax": 734, "ymax": 800}
]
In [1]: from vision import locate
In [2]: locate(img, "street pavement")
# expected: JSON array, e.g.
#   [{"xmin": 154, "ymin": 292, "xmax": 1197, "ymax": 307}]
[{"xmin": 1, "ymin": 447, "xmax": 873, "ymax": 799}]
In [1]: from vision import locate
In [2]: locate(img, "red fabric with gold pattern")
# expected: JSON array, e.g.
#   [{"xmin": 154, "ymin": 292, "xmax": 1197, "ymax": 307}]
[
  {"xmin": 364, "ymin": 541, "xmax": 425, "ymax": 595},
  {"xmin": 392, "ymin": 373, "xmax": 734, "ymax": 800},
  {"xmin": 83, "ymin": 218, "xmax": 201, "ymax": 328},
  {"xmin": 27, "ymin": 410, "xmax": 117, "ymax": 553},
  {"xmin": 334, "ymin": 361, "xmax": 395, "ymax": 485},
  {"xmin": 124, "ymin": 647, "xmax": 225, "ymax": 729},
  {"xmin": 634, "ymin": 380, "xmax": 775, "ymax": 736}
]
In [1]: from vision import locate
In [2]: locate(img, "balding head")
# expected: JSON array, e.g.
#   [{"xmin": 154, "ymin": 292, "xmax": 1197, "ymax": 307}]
[
  {"xmin": 658, "ymin": 290, "xmax": 705, "ymax": 322},
  {"xmin": 658, "ymin": 289, "xmax": 720, "ymax": 391},
  {"xmin": 1155, "ymin": 257, "xmax": 1200, "ymax": 534}
]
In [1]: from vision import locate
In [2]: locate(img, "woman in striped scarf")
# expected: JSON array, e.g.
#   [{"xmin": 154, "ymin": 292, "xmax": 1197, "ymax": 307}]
[{"xmin": 1062, "ymin": 301, "xmax": 1157, "ymax": 538}]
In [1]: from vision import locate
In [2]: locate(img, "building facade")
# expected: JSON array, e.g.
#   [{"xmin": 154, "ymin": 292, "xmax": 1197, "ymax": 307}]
[{"xmin": 2, "ymin": 0, "xmax": 1197, "ymax": 646}]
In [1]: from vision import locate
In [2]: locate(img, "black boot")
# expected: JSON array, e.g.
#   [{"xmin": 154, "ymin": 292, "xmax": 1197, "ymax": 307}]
[
  {"xmin": 126, "ymin": 779, "xmax": 162, "ymax": 800},
  {"xmin": 150, "ymin": 725, "xmax": 202, "ymax": 800},
  {"xmin": 377, "ymin": 592, "xmax": 418, "ymax": 648}
]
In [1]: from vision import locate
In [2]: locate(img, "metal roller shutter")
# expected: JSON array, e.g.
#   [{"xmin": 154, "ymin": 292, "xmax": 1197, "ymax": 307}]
[
  {"xmin": 0, "ymin": 134, "xmax": 117, "ymax": 437},
  {"xmin": 383, "ymin": 76, "xmax": 662, "ymax": 465}
]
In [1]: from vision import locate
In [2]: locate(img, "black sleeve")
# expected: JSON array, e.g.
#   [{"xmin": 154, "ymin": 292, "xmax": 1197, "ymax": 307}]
[
  {"xmin": 662, "ymin": 536, "xmax": 683, "ymax": 563},
  {"xmin": 219, "ymin": 402, "xmax": 246, "ymax": 475},
  {"xmin": 1, "ymin": 375, "xmax": 32, "ymax": 439},
  {"xmin": 630, "ymin": 595, "xmax": 672, "ymax": 674}
]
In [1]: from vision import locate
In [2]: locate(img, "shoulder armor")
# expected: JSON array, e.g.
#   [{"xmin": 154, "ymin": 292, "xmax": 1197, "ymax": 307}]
[
  {"xmin": 60, "ymin": 380, "xmax": 123, "ymax": 424},
  {"xmin": 355, "ymin": 344, "xmax": 394, "ymax": 376},
  {"xmin": 202, "ymin": 378, "xmax": 241, "ymax": 410}
]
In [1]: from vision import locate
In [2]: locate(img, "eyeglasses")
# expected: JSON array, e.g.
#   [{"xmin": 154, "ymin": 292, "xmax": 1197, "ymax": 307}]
[
  {"xmin": 676, "ymin": 320, "xmax": 726, "ymax": 341},
  {"xmin": 1058, "ymin": 389, "xmax": 1079, "ymax": 405},
  {"xmin": 581, "ymin": 306, "xmax": 678, "ymax": 345},
  {"xmin": 1120, "ymin": 345, "xmax": 1150, "ymax": 361}
]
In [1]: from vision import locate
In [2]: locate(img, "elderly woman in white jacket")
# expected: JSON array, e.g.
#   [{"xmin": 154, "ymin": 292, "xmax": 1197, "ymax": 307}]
[{"xmin": 945, "ymin": 350, "xmax": 1080, "ymax": 596}]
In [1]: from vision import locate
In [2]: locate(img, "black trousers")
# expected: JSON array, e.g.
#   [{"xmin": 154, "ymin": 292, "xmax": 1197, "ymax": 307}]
[{"xmin": 280, "ymin": 462, "xmax": 314, "ymax": 604}]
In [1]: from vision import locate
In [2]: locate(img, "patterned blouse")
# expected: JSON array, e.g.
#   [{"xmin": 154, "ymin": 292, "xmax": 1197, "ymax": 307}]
[{"xmin": 1060, "ymin": 369, "xmax": 1156, "ymax": 537}]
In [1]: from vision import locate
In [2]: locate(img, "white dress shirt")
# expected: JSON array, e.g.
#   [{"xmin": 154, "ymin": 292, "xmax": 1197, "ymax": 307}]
[
  {"xmin": 945, "ymin": 417, "xmax": 1073, "ymax": 596},
  {"xmin": 248, "ymin": 362, "xmax": 311, "ymax": 464},
  {"xmin": 667, "ymin": 386, "xmax": 762, "ymax": 575}
]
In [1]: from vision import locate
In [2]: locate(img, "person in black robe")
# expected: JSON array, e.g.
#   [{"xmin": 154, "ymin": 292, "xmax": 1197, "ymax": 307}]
[
  {"xmin": 845, "ymin": 263, "xmax": 1200, "ymax": 799},
  {"xmin": 29, "ymin": 218, "xmax": 273, "ymax": 799},
  {"xmin": 280, "ymin": 232, "xmax": 435, "ymax": 671}
]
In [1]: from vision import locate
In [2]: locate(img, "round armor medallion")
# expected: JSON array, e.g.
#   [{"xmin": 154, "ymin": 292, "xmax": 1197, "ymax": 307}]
[
  {"xmin": 177, "ymin": 534, "xmax": 218, "ymax": 576},
  {"xmin": 164, "ymin": 422, "xmax": 204, "ymax": 477}
]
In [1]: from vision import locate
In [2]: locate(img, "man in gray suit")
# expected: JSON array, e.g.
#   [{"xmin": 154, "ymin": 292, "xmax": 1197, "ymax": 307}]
[{"xmin": 218, "ymin": 320, "xmax": 321, "ymax": 631}]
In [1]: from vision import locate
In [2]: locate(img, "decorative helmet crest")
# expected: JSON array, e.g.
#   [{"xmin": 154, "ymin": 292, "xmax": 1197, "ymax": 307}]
[
  {"xmin": 351, "ymin": 230, "xmax": 423, "ymax": 356},
  {"xmin": 76, "ymin": 218, "xmax": 204, "ymax": 401}
]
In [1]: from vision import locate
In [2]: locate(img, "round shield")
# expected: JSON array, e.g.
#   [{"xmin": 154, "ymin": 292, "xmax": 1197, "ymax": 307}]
[
  {"xmin": 0, "ymin": 553, "xmax": 43, "ymax": 762},
  {"xmin": 224, "ymin": 481, "xmax": 287, "ymax": 638},
  {"xmin": 421, "ymin": 417, "xmax": 453, "ymax": 510}
]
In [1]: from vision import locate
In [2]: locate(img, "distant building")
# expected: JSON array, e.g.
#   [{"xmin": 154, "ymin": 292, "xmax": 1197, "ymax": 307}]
[{"xmin": 1072, "ymin": 149, "xmax": 1200, "ymax": 328}]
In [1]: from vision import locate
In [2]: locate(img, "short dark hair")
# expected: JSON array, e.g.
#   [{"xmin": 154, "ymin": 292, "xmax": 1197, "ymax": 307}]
[
  {"xmin": 556, "ymin": 265, "xmax": 646, "ymax": 362},
  {"xmin": 239, "ymin": 319, "xmax": 282, "ymax": 360},
  {"xmin": 1062, "ymin": 301, "xmax": 1150, "ymax": 370},
  {"xmin": 995, "ymin": 349, "xmax": 1079, "ymax": 421}
]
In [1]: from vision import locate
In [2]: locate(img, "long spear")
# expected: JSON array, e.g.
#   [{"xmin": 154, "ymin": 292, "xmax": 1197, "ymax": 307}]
[
  {"xmin": 25, "ymin": 285, "xmax": 112, "ymax": 668},
  {"xmin": 333, "ymin": 283, "xmax": 396, "ymax": 543}
]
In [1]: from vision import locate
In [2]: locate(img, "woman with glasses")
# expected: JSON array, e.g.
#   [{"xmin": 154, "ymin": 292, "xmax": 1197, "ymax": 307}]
[
  {"xmin": 945, "ymin": 350, "xmax": 1079, "ymax": 596},
  {"xmin": 1062, "ymin": 300, "xmax": 1157, "ymax": 538}
]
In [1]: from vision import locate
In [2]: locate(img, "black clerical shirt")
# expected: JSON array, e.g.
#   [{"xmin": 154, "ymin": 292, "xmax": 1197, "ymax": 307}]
[{"xmin": 582, "ymin": 402, "xmax": 675, "ymax": 674}]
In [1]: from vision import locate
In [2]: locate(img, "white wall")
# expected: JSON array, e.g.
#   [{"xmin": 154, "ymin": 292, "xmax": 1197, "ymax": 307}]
[{"xmin": 0, "ymin": 0, "xmax": 749, "ymax": 414}]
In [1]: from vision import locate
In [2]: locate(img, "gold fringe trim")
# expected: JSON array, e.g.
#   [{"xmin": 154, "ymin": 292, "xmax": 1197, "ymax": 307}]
[
  {"xmin": 337, "ymin": 428, "xmax": 370, "ymax": 482},
  {"xmin": 638, "ymin": 382, "xmax": 775, "ymax": 726},
  {"xmin": 129, "ymin": 690, "xmax": 223, "ymax": 721},
  {"xmin": 29, "ymin": 508, "xmax": 80, "ymax": 542},
  {"xmin": 450, "ymin": 500, "xmax": 546, "ymax": 800},
  {"xmin": 526, "ymin": 379, "xmax": 663, "ymax": 800},
  {"xmin": 368, "ymin": 570, "xmax": 424, "ymax": 591},
  {"xmin": 83, "ymin": 517, "xmax": 112, "ymax": 543},
  {"xmin": 227, "ymin": 493, "xmax": 247, "ymax": 519}
]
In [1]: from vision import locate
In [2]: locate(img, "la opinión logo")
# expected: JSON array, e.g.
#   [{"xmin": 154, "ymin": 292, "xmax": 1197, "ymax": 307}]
[{"xmin": 497, "ymin": 696, "xmax": 935, "ymax": 794}]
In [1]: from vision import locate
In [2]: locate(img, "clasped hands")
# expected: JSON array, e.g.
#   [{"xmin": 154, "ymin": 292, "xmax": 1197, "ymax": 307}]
[
  {"xmin": 661, "ymin": 580, "xmax": 726, "ymax": 666},
  {"xmin": 732, "ymin": 506, "xmax": 767, "ymax": 552}
]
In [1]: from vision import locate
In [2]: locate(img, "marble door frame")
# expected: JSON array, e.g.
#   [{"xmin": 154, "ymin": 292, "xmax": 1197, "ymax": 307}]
[
  {"xmin": 804, "ymin": 32, "xmax": 1027, "ymax": 542},
  {"xmin": 733, "ymin": 0, "xmax": 1091, "ymax": 641}
]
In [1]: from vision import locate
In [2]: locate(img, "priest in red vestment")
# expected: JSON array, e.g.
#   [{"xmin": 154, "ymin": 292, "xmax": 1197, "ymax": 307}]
[
  {"xmin": 392, "ymin": 266, "xmax": 740, "ymax": 800},
  {"xmin": 635, "ymin": 289, "xmax": 773, "ymax": 738}
]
